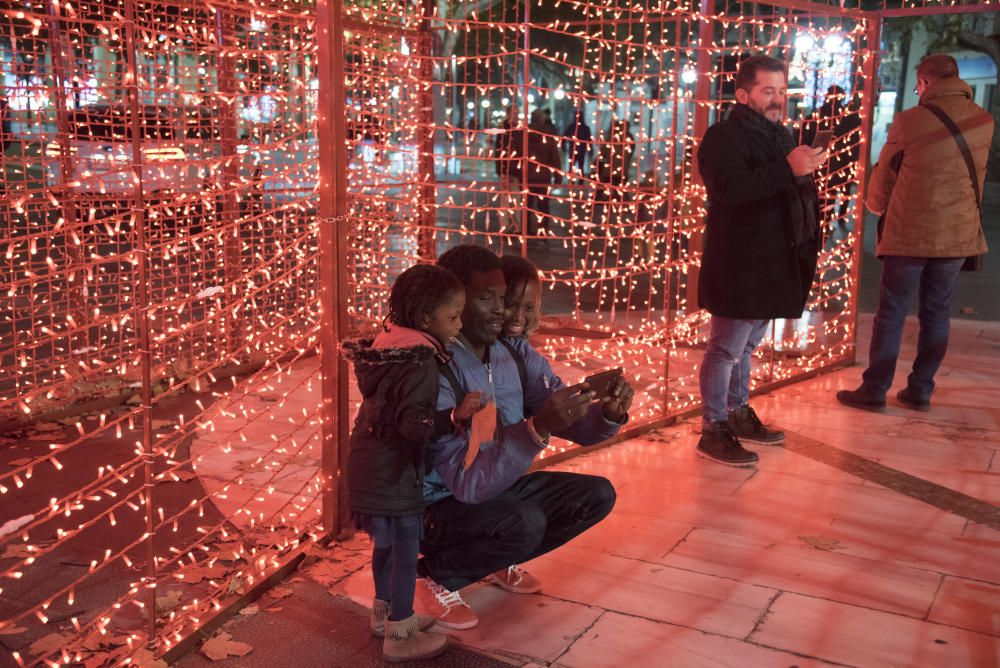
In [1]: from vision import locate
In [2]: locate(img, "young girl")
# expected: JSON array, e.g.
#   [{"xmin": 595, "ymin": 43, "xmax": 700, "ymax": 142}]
[
  {"xmin": 500, "ymin": 254, "xmax": 542, "ymax": 339},
  {"xmin": 342, "ymin": 264, "xmax": 481, "ymax": 663}
]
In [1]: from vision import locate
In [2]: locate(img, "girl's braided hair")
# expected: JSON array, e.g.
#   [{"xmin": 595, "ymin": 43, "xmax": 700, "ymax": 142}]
[
  {"xmin": 387, "ymin": 264, "xmax": 464, "ymax": 330},
  {"xmin": 500, "ymin": 254, "xmax": 541, "ymax": 294}
]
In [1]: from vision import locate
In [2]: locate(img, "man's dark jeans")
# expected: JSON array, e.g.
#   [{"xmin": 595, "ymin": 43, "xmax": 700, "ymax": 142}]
[
  {"xmin": 861, "ymin": 255, "xmax": 965, "ymax": 402},
  {"xmin": 419, "ymin": 471, "xmax": 616, "ymax": 591}
]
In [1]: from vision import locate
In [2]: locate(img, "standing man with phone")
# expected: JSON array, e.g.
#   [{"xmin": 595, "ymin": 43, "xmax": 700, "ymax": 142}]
[
  {"xmin": 837, "ymin": 54, "xmax": 992, "ymax": 413},
  {"xmin": 414, "ymin": 245, "xmax": 634, "ymax": 630},
  {"xmin": 695, "ymin": 54, "xmax": 827, "ymax": 466}
]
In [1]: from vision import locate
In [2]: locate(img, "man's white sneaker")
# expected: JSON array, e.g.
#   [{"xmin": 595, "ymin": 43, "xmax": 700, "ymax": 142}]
[
  {"xmin": 414, "ymin": 578, "xmax": 479, "ymax": 630},
  {"xmin": 487, "ymin": 565, "xmax": 542, "ymax": 594}
]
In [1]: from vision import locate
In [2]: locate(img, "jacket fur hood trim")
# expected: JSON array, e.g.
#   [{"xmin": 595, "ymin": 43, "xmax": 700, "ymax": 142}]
[{"xmin": 341, "ymin": 338, "xmax": 437, "ymax": 366}]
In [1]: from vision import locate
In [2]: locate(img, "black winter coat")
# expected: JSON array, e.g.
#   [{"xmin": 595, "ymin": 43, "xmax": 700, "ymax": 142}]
[
  {"xmin": 697, "ymin": 105, "xmax": 821, "ymax": 319},
  {"xmin": 342, "ymin": 332, "xmax": 451, "ymax": 517}
]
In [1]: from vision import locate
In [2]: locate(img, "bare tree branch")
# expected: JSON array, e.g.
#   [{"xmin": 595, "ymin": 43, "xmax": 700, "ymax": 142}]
[{"xmin": 954, "ymin": 32, "xmax": 1000, "ymax": 62}]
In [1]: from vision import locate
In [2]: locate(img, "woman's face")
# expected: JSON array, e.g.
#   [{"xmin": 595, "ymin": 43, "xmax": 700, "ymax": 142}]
[{"xmin": 503, "ymin": 279, "xmax": 540, "ymax": 338}]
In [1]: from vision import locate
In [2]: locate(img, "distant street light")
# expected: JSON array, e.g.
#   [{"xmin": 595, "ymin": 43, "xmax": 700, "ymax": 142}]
[
  {"xmin": 681, "ymin": 68, "xmax": 697, "ymax": 85},
  {"xmin": 823, "ymin": 35, "xmax": 846, "ymax": 53}
]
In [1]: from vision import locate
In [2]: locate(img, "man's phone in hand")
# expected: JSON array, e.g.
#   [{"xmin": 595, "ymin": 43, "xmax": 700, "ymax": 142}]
[
  {"xmin": 583, "ymin": 368, "xmax": 623, "ymax": 400},
  {"xmin": 811, "ymin": 129, "xmax": 834, "ymax": 150}
]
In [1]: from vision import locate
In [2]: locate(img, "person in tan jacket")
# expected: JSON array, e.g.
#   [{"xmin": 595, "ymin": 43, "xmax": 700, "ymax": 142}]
[{"xmin": 838, "ymin": 54, "xmax": 993, "ymax": 413}]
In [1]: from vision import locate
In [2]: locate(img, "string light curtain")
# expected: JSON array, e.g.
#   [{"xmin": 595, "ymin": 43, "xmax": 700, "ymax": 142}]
[{"xmin": 2, "ymin": 0, "xmax": 989, "ymax": 664}]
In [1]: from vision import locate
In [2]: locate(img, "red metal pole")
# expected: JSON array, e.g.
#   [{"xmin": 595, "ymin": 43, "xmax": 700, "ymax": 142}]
[
  {"xmin": 880, "ymin": 3, "xmax": 998, "ymax": 18},
  {"xmin": 216, "ymin": 11, "xmax": 243, "ymax": 356},
  {"xmin": 123, "ymin": 0, "xmax": 157, "ymax": 647},
  {"xmin": 417, "ymin": 0, "xmax": 438, "ymax": 260},
  {"xmin": 316, "ymin": 0, "xmax": 352, "ymax": 536},
  {"xmin": 520, "ymin": 0, "xmax": 531, "ymax": 254},
  {"xmin": 687, "ymin": 1, "xmax": 714, "ymax": 317},
  {"xmin": 848, "ymin": 16, "xmax": 883, "ymax": 365},
  {"xmin": 46, "ymin": 3, "xmax": 87, "ymax": 355}
]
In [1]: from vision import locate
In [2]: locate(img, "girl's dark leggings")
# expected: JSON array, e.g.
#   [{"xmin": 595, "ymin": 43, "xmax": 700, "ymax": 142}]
[{"xmin": 371, "ymin": 515, "xmax": 422, "ymax": 621}]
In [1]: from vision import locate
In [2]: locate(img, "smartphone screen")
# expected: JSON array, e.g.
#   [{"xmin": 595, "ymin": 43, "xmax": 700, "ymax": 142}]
[
  {"xmin": 812, "ymin": 130, "xmax": 834, "ymax": 150},
  {"xmin": 584, "ymin": 368, "xmax": 623, "ymax": 399}
]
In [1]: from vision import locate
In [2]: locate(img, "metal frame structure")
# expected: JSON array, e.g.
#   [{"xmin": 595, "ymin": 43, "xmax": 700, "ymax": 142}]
[{"xmin": 0, "ymin": 0, "xmax": 996, "ymax": 664}]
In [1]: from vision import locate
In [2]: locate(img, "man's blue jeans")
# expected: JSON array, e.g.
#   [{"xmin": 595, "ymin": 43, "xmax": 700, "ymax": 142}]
[
  {"xmin": 700, "ymin": 316, "xmax": 770, "ymax": 424},
  {"xmin": 861, "ymin": 255, "xmax": 965, "ymax": 401}
]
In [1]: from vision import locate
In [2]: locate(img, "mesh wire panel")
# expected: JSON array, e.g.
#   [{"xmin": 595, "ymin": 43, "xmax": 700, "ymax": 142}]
[
  {"xmin": 1, "ymin": 2, "xmax": 323, "ymax": 664},
  {"xmin": 2, "ymin": 0, "xmax": 981, "ymax": 662},
  {"xmin": 339, "ymin": 0, "xmax": 876, "ymax": 442}
]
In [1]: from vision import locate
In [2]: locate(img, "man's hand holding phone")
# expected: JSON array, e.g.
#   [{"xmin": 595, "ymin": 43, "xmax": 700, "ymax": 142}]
[
  {"xmin": 787, "ymin": 145, "xmax": 827, "ymax": 177},
  {"xmin": 599, "ymin": 375, "xmax": 633, "ymax": 423},
  {"xmin": 583, "ymin": 368, "xmax": 633, "ymax": 423},
  {"xmin": 533, "ymin": 385, "xmax": 595, "ymax": 438}
]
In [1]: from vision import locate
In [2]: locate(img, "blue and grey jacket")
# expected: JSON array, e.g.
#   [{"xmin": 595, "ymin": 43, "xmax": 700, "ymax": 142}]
[{"xmin": 424, "ymin": 336, "xmax": 625, "ymax": 505}]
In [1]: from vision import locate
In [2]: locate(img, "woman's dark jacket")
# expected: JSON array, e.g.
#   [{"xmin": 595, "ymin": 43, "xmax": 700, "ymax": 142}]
[
  {"xmin": 342, "ymin": 326, "xmax": 451, "ymax": 517},
  {"xmin": 696, "ymin": 104, "xmax": 821, "ymax": 319}
]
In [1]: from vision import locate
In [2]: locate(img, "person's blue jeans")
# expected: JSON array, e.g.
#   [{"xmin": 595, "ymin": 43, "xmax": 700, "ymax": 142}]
[
  {"xmin": 861, "ymin": 255, "xmax": 965, "ymax": 402},
  {"xmin": 700, "ymin": 316, "xmax": 771, "ymax": 425}
]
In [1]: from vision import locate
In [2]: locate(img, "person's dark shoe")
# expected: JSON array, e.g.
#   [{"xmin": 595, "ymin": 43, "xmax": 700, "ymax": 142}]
[
  {"xmin": 896, "ymin": 388, "xmax": 930, "ymax": 412},
  {"xmin": 836, "ymin": 388, "xmax": 886, "ymax": 413},
  {"xmin": 727, "ymin": 405, "xmax": 785, "ymax": 445},
  {"xmin": 697, "ymin": 422, "xmax": 759, "ymax": 467}
]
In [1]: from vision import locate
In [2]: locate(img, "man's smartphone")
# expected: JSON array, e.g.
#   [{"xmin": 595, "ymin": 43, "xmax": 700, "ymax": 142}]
[
  {"xmin": 811, "ymin": 129, "xmax": 834, "ymax": 150},
  {"xmin": 583, "ymin": 368, "xmax": 623, "ymax": 399}
]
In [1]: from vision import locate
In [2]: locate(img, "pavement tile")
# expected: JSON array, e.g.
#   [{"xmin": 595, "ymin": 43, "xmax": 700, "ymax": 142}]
[
  {"xmin": 660, "ymin": 527, "xmax": 942, "ymax": 618},
  {"xmin": 554, "ymin": 611, "xmax": 837, "ymax": 668},
  {"xmin": 527, "ymin": 545, "xmax": 777, "ymax": 639},
  {"xmin": 928, "ymin": 576, "xmax": 1000, "ymax": 637},
  {"xmin": 751, "ymin": 591, "xmax": 1000, "ymax": 667}
]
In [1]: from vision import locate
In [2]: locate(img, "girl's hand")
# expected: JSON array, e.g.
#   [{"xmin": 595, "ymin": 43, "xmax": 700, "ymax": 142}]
[{"xmin": 454, "ymin": 391, "xmax": 485, "ymax": 421}]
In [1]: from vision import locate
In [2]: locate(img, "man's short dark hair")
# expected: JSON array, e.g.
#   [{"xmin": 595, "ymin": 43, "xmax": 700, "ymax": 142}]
[
  {"xmin": 437, "ymin": 245, "xmax": 502, "ymax": 285},
  {"xmin": 388, "ymin": 264, "xmax": 463, "ymax": 330},
  {"xmin": 734, "ymin": 55, "xmax": 788, "ymax": 92},
  {"xmin": 917, "ymin": 54, "xmax": 959, "ymax": 82}
]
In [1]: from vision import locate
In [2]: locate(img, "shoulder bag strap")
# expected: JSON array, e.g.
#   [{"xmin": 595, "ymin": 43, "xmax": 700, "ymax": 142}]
[
  {"xmin": 439, "ymin": 362, "xmax": 466, "ymax": 408},
  {"xmin": 497, "ymin": 338, "xmax": 527, "ymax": 395},
  {"xmin": 922, "ymin": 103, "xmax": 982, "ymax": 212}
]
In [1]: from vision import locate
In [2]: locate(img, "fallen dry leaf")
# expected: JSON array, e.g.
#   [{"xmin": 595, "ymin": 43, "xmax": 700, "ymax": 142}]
[
  {"xmin": 238, "ymin": 604, "xmax": 259, "ymax": 616},
  {"xmin": 2, "ymin": 544, "xmax": 32, "ymax": 559},
  {"xmin": 80, "ymin": 630, "xmax": 130, "ymax": 651},
  {"xmin": 269, "ymin": 586, "xmax": 294, "ymax": 600},
  {"xmin": 157, "ymin": 470, "xmax": 197, "ymax": 484},
  {"xmin": 264, "ymin": 606, "xmax": 283, "ymax": 613},
  {"xmin": 151, "ymin": 419, "xmax": 174, "ymax": 430},
  {"xmin": 798, "ymin": 535, "xmax": 846, "ymax": 551},
  {"xmin": 302, "ymin": 550, "xmax": 369, "ymax": 587},
  {"xmin": 81, "ymin": 645, "xmax": 130, "ymax": 668},
  {"xmin": 130, "ymin": 646, "xmax": 168, "ymax": 668},
  {"xmin": 216, "ymin": 549, "xmax": 244, "ymax": 562},
  {"xmin": 175, "ymin": 565, "xmax": 229, "ymax": 583},
  {"xmin": 0, "ymin": 625, "xmax": 27, "ymax": 635},
  {"xmin": 227, "ymin": 574, "xmax": 246, "ymax": 595},
  {"xmin": 201, "ymin": 632, "xmax": 253, "ymax": 661},
  {"xmin": 7, "ymin": 457, "xmax": 36, "ymax": 467},
  {"xmin": 29, "ymin": 632, "xmax": 71, "ymax": 657},
  {"xmin": 155, "ymin": 589, "xmax": 183, "ymax": 614}
]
